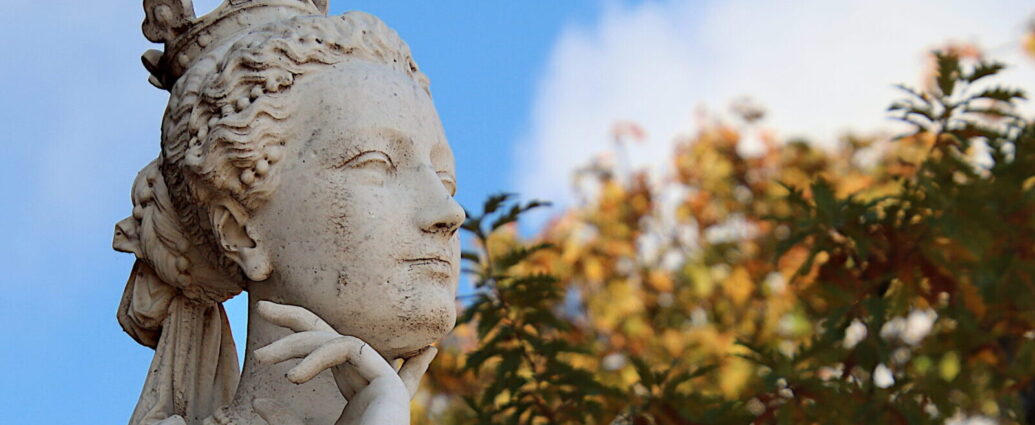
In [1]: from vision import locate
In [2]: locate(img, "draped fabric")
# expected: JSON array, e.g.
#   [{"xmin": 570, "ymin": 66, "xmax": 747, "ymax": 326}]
[
  {"xmin": 118, "ymin": 261, "xmax": 240, "ymax": 425},
  {"xmin": 114, "ymin": 159, "xmax": 241, "ymax": 425}
]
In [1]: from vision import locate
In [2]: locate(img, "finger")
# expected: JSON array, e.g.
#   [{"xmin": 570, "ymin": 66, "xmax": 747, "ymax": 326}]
[
  {"xmin": 253, "ymin": 398, "xmax": 304, "ymax": 425},
  {"xmin": 399, "ymin": 346, "xmax": 438, "ymax": 398},
  {"xmin": 287, "ymin": 336, "xmax": 395, "ymax": 384},
  {"xmin": 254, "ymin": 330, "xmax": 338, "ymax": 364},
  {"xmin": 256, "ymin": 300, "xmax": 336, "ymax": 333},
  {"xmin": 332, "ymin": 364, "xmax": 369, "ymax": 399}
]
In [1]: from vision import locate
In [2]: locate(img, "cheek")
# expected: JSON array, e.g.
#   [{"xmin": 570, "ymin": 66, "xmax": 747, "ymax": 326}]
[
  {"xmin": 272, "ymin": 169, "xmax": 458, "ymax": 354},
  {"xmin": 323, "ymin": 174, "xmax": 411, "ymax": 291},
  {"xmin": 327, "ymin": 178, "xmax": 396, "ymax": 251},
  {"xmin": 328, "ymin": 188, "xmax": 356, "ymax": 241}
]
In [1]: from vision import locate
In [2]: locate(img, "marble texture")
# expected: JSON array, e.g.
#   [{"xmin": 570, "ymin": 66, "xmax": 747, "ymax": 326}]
[{"xmin": 115, "ymin": 1, "xmax": 461, "ymax": 424}]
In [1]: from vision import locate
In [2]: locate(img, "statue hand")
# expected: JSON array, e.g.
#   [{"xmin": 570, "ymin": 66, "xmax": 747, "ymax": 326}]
[{"xmin": 253, "ymin": 301, "xmax": 437, "ymax": 425}]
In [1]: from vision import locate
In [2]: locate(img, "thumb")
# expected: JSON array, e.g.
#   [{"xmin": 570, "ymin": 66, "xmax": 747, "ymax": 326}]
[{"xmin": 398, "ymin": 346, "xmax": 438, "ymax": 399}]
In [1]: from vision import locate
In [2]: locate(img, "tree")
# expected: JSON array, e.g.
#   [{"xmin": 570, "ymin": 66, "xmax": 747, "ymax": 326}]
[{"xmin": 414, "ymin": 51, "xmax": 1035, "ymax": 425}]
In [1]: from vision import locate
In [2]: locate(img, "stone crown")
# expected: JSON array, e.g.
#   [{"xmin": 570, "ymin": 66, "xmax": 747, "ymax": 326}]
[{"xmin": 141, "ymin": 0, "xmax": 329, "ymax": 90}]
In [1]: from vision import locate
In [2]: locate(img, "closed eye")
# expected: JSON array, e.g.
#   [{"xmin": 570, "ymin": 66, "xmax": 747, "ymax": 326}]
[
  {"xmin": 342, "ymin": 150, "xmax": 394, "ymax": 170},
  {"xmin": 438, "ymin": 172, "xmax": 456, "ymax": 196}
]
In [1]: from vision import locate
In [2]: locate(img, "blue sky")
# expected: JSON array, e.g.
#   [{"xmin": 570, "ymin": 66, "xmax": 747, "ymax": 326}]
[
  {"xmin": 2, "ymin": 0, "xmax": 1034, "ymax": 423},
  {"xmin": 0, "ymin": 2, "xmax": 614, "ymax": 422}
]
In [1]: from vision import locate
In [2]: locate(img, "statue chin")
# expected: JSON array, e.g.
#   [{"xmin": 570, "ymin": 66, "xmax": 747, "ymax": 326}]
[
  {"xmin": 344, "ymin": 298, "xmax": 457, "ymax": 360},
  {"xmin": 387, "ymin": 334, "xmax": 447, "ymax": 360},
  {"xmin": 121, "ymin": 2, "xmax": 461, "ymax": 422}
]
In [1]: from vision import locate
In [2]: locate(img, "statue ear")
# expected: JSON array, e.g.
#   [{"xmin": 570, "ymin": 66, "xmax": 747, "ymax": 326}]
[{"xmin": 210, "ymin": 199, "xmax": 272, "ymax": 281}]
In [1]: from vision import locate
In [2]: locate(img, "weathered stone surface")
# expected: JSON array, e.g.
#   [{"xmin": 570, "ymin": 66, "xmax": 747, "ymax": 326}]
[{"xmin": 116, "ymin": 2, "xmax": 460, "ymax": 424}]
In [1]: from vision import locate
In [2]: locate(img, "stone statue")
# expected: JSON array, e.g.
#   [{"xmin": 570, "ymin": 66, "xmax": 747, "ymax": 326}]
[{"xmin": 114, "ymin": 1, "xmax": 463, "ymax": 424}]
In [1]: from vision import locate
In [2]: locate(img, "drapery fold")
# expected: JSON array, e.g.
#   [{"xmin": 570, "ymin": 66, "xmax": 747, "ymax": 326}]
[{"xmin": 119, "ymin": 260, "xmax": 240, "ymax": 425}]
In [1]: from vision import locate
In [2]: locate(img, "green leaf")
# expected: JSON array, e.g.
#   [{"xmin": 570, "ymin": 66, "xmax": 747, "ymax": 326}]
[
  {"xmin": 887, "ymin": 102, "xmax": 935, "ymax": 123},
  {"xmin": 465, "ymin": 348, "xmax": 495, "ymax": 372},
  {"xmin": 463, "ymin": 214, "xmax": 485, "ymax": 240},
  {"xmin": 630, "ymin": 356, "xmax": 657, "ymax": 389},
  {"xmin": 968, "ymin": 86, "xmax": 1027, "ymax": 103},
  {"xmin": 484, "ymin": 193, "xmax": 515, "ymax": 215},
  {"xmin": 934, "ymin": 51, "xmax": 960, "ymax": 96},
  {"xmin": 960, "ymin": 106, "xmax": 1020, "ymax": 119},
  {"xmin": 663, "ymin": 365, "xmax": 717, "ymax": 397},
  {"xmin": 489, "ymin": 200, "xmax": 552, "ymax": 231},
  {"xmin": 964, "ymin": 61, "xmax": 1005, "ymax": 83},
  {"xmin": 775, "ymin": 230, "xmax": 810, "ymax": 260},
  {"xmin": 463, "ymin": 250, "xmax": 483, "ymax": 263},
  {"xmin": 477, "ymin": 308, "xmax": 503, "ymax": 338},
  {"xmin": 811, "ymin": 178, "xmax": 837, "ymax": 223},
  {"xmin": 498, "ymin": 349, "xmax": 523, "ymax": 378},
  {"xmin": 494, "ymin": 242, "xmax": 554, "ymax": 270}
]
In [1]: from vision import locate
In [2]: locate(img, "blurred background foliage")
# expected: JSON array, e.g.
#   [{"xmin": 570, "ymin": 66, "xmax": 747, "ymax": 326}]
[{"xmin": 412, "ymin": 38, "xmax": 1035, "ymax": 425}]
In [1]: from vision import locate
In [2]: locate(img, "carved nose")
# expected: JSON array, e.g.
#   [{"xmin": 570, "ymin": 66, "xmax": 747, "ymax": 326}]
[{"xmin": 419, "ymin": 194, "xmax": 465, "ymax": 236}]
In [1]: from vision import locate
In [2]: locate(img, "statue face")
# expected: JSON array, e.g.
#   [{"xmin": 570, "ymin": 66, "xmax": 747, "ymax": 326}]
[{"xmin": 248, "ymin": 60, "xmax": 463, "ymax": 359}]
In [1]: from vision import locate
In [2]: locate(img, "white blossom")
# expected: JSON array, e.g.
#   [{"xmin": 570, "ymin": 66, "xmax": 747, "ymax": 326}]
[
  {"xmin": 946, "ymin": 413, "xmax": 997, "ymax": 425},
  {"xmin": 923, "ymin": 402, "xmax": 939, "ymax": 419},
  {"xmin": 902, "ymin": 309, "xmax": 937, "ymax": 346},
  {"xmin": 843, "ymin": 319, "xmax": 867, "ymax": 349},
  {"xmin": 879, "ymin": 308, "xmax": 937, "ymax": 346},
  {"xmin": 880, "ymin": 317, "xmax": 906, "ymax": 341},
  {"xmin": 745, "ymin": 398, "xmax": 766, "ymax": 416},
  {"xmin": 602, "ymin": 353, "xmax": 627, "ymax": 371},
  {"xmin": 764, "ymin": 272, "xmax": 787, "ymax": 294},
  {"xmin": 873, "ymin": 363, "xmax": 895, "ymax": 389}
]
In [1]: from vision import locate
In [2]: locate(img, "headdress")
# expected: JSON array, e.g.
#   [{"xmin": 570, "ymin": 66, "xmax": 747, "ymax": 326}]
[{"xmin": 141, "ymin": 0, "xmax": 328, "ymax": 90}]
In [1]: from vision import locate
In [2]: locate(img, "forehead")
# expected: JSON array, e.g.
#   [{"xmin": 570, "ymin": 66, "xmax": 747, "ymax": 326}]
[{"xmin": 292, "ymin": 61, "xmax": 454, "ymax": 169}]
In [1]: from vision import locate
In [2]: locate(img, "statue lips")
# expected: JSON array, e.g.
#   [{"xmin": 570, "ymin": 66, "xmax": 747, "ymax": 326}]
[{"xmin": 401, "ymin": 254, "xmax": 454, "ymax": 280}]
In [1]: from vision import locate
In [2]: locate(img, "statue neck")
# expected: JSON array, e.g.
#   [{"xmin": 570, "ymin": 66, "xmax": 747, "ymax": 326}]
[{"xmin": 224, "ymin": 288, "xmax": 345, "ymax": 424}]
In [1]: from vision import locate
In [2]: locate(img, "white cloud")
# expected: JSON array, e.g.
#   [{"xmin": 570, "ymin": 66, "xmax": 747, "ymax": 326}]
[{"xmin": 514, "ymin": 0, "xmax": 1035, "ymax": 207}]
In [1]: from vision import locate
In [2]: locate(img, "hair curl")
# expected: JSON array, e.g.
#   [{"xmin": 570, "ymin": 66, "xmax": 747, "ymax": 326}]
[
  {"xmin": 116, "ymin": 12, "xmax": 429, "ymax": 424},
  {"xmin": 150, "ymin": 11, "xmax": 429, "ymax": 288}
]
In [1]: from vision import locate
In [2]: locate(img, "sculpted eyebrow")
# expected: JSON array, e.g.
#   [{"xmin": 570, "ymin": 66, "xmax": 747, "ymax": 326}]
[
  {"xmin": 326, "ymin": 129, "xmax": 394, "ymax": 168},
  {"xmin": 381, "ymin": 128, "xmax": 414, "ymax": 152},
  {"xmin": 375, "ymin": 127, "xmax": 416, "ymax": 163}
]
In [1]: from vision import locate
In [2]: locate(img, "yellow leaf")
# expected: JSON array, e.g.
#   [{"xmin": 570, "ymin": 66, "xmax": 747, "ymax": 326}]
[
  {"xmin": 661, "ymin": 329, "xmax": 686, "ymax": 357},
  {"xmin": 719, "ymin": 356, "xmax": 753, "ymax": 398},
  {"xmin": 686, "ymin": 264, "xmax": 714, "ymax": 298},
  {"xmin": 939, "ymin": 351, "xmax": 960, "ymax": 381},
  {"xmin": 584, "ymin": 257, "xmax": 605, "ymax": 282},
  {"xmin": 724, "ymin": 266, "xmax": 753, "ymax": 307},
  {"xmin": 647, "ymin": 270, "xmax": 674, "ymax": 292}
]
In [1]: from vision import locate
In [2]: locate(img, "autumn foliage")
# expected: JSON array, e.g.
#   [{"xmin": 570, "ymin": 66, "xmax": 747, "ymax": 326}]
[{"xmin": 413, "ymin": 51, "xmax": 1035, "ymax": 425}]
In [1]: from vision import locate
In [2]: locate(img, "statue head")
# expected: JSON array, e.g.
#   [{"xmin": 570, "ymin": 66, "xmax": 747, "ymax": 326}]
[{"xmin": 115, "ymin": 1, "xmax": 461, "ymax": 423}]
